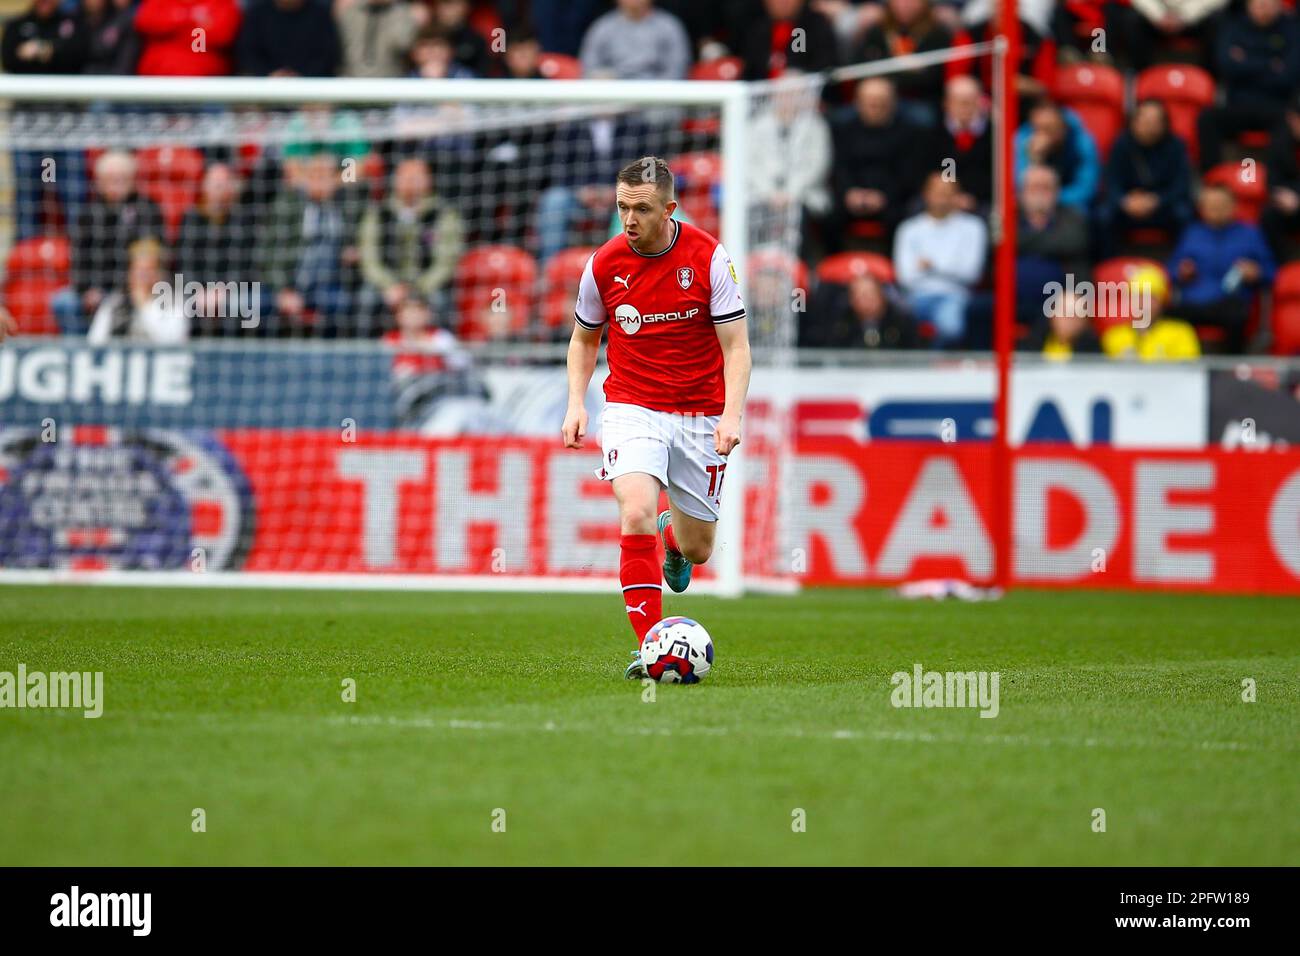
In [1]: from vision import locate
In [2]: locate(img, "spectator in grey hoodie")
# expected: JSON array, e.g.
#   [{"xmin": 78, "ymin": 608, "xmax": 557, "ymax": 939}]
[{"xmin": 579, "ymin": 0, "xmax": 691, "ymax": 80}]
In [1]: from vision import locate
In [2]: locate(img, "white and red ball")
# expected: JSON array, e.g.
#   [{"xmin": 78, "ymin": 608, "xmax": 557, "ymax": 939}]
[{"xmin": 640, "ymin": 616, "xmax": 714, "ymax": 684}]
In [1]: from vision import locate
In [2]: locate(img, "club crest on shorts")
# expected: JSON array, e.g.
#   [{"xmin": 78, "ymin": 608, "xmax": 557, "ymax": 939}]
[
  {"xmin": 608, "ymin": 448, "xmax": 618, "ymax": 465},
  {"xmin": 677, "ymin": 267, "xmax": 693, "ymax": 289}
]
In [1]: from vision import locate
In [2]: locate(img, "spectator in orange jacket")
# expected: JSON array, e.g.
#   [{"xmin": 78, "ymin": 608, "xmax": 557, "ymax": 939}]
[{"xmin": 135, "ymin": 0, "xmax": 241, "ymax": 76}]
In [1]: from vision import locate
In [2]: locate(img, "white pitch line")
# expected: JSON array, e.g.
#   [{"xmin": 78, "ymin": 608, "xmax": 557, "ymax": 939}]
[{"xmin": 326, "ymin": 714, "xmax": 1277, "ymax": 753}]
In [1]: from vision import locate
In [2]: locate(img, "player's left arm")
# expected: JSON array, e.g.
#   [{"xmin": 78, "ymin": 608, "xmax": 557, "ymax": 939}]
[
  {"xmin": 709, "ymin": 245, "xmax": 750, "ymax": 457},
  {"xmin": 714, "ymin": 316, "xmax": 751, "ymax": 456}
]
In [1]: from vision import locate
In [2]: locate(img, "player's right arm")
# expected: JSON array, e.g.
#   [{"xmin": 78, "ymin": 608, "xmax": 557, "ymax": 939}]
[
  {"xmin": 562, "ymin": 254, "xmax": 607, "ymax": 449},
  {"xmin": 563, "ymin": 321, "xmax": 602, "ymax": 448}
]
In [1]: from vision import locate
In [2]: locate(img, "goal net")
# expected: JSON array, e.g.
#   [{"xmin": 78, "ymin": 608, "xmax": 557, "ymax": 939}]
[{"xmin": 0, "ymin": 46, "xmax": 1001, "ymax": 596}]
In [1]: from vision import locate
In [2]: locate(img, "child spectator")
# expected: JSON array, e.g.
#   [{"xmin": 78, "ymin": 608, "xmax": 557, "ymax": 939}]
[{"xmin": 1102, "ymin": 265, "xmax": 1201, "ymax": 360}]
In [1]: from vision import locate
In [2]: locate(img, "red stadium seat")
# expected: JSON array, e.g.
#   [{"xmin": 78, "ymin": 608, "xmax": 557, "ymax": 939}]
[
  {"xmin": 1203, "ymin": 161, "xmax": 1268, "ymax": 223},
  {"xmin": 689, "ymin": 57, "xmax": 744, "ymax": 82},
  {"xmin": 670, "ymin": 152, "xmax": 723, "ymax": 236},
  {"xmin": 679, "ymin": 198, "xmax": 720, "ymax": 238},
  {"xmin": 231, "ymin": 142, "xmax": 264, "ymax": 185},
  {"xmin": 3, "ymin": 280, "xmax": 63, "ymax": 335},
  {"xmin": 2, "ymin": 235, "xmax": 70, "ymax": 335},
  {"xmin": 669, "ymin": 151, "xmax": 722, "ymax": 192},
  {"xmin": 1092, "ymin": 257, "xmax": 1168, "ymax": 332},
  {"xmin": 816, "ymin": 251, "xmax": 895, "ymax": 286},
  {"xmin": 1135, "ymin": 65, "xmax": 1216, "ymax": 166},
  {"xmin": 137, "ymin": 145, "xmax": 205, "ymax": 190},
  {"xmin": 1271, "ymin": 263, "xmax": 1300, "ymax": 355},
  {"xmin": 361, "ymin": 152, "xmax": 387, "ymax": 201},
  {"xmin": 1054, "ymin": 63, "xmax": 1126, "ymax": 160},
  {"xmin": 7, "ymin": 234, "xmax": 70, "ymax": 274},
  {"xmin": 538, "ymin": 53, "xmax": 582, "ymax": 80},
  {"xmin": 454, "ymin": 245, "xmax": 538, "ymax": 341},
  {"xmin": 84, "ymin": 146, "xmax": 106, "ymax": 177},
  {"xmin": 682, "ymin": 58, "xmax": 744, "ymax": 135},
  {"xmin": 137, "ymin": 145, "xmax": 206, "ymax": 242},
  {"xmin": 152, "ymin": 185, "xmax": 197, "ymax": 243},
  {"xmin": 539, "ymin": 246, "xmax": 597, "ymax": 330},
  {"xmin": 749, "ymin": 247, "xmax": 809, "ymax": 293}
]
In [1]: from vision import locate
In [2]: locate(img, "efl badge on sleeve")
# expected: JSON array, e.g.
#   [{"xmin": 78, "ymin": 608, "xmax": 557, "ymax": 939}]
[{"xmin": 677, "ymin": 267, "xmax": 694, "ymax": 289}]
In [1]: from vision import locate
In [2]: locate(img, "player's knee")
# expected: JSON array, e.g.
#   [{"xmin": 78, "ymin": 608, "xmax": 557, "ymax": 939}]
[
  {"xmin": 683, "ymin": 541, "xmax": 712, "ymax": 565},
  {"xmin": 619, "ymin": 502, "xmax": 658, "ymax": 535}
]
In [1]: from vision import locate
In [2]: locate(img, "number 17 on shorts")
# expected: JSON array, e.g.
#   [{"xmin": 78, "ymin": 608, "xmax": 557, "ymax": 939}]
[{"xmin": 594, "ymin": 403, "xmax": 729, "ymax": 522}]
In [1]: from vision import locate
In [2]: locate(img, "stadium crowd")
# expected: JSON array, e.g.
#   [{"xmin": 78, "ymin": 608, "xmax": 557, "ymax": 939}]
[{"xmin": 3, "ymin": 0, "xmax": 1300, "ymax": 357}]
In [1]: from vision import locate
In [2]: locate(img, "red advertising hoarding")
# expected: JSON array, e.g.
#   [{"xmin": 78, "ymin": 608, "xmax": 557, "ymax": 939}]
[{"xmin": 214, "ymin": 430, "xmax": 1300, "ymax": 594}]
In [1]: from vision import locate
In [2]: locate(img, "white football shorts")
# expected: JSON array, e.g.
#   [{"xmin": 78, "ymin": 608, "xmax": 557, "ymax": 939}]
[{"xmin": 594, "ymin": 401, "xmax": 729, "ymax": 521}]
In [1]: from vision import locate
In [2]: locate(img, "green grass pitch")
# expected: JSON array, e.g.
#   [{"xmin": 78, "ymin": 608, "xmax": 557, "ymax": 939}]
[{"xmin": 0, "ymin": 584, "xmax": 1296, "ymax": 866}]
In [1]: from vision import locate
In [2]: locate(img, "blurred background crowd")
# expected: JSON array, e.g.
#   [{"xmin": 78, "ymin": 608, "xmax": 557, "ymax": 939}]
[{"xmin": 3, "ymin": 0, "xmax": 1300, "ymax": 360}]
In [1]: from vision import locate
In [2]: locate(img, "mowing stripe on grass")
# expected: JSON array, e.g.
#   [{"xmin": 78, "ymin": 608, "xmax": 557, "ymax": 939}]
[{"xmin": 322, "ymin": 714, "xmax": 1279, "ymax": 753}]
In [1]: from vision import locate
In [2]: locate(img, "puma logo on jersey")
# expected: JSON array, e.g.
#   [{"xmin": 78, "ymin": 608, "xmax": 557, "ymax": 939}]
[
  {"xmin": 625, "ymin": 601, "xmax": 647, "ymax": 617},
  {"xmin": 613, "ymin": 274, "xmax": 631, "ymax": 289}
]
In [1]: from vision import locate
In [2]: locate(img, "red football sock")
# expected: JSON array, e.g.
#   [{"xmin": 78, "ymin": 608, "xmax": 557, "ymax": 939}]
[
  {"xmin": 620, "ymin": 533, "xmax": 662, "ymax": 644},
  {"xmin": 663, "ymin": 518, "xmax": 681, "ymax": 555}
]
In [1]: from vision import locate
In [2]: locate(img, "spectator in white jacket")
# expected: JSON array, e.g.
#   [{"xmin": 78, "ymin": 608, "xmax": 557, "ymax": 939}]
[
  {"xmin": 893, "ymin": 172, "xmax": 987, "ymax": 348},
  {"xmin": 87, "ymin": 238, "xmax": 188, "ymax": 345},
  {"xmin": 746, "ymin": 75, "xmax": 833, "ymax": 245},
  {"xmin": 579, "ymin": 0, "xmax": 691, "ymax": 80}
]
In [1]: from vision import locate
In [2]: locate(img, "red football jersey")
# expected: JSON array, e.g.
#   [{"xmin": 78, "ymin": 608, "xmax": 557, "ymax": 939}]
[{"xmin": 574, "ymin": 220, "xmax": 746, "ymax": 415}]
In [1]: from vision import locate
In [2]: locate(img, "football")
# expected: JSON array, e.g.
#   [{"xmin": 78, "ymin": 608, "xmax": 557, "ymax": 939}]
[{"xmin": 640, "ymin": 616, "xmax": 714, "ymax": 684}]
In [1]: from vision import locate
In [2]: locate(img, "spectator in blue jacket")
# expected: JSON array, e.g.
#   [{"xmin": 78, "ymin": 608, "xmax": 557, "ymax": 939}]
[
  {"xmin": 1168, "ymin": 181, "xmax": 1276, "ymax": 352},
  {"xmin": 1014, "ymin": 100, "xmax": 1099, "ymax": 212},
  {"xmin": 1196, "ymin": 0, "xmax": 1300, "ymax": 169},
  {"xmin": 1096, "ymin": 100, "xmax": 1194, "ymax": 256}
]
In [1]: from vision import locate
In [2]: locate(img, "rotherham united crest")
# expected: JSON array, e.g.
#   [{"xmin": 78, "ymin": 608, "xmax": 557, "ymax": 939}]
[{"xmin": 677, "ymin": 267, "xmax": 693, "ymax": 289}]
